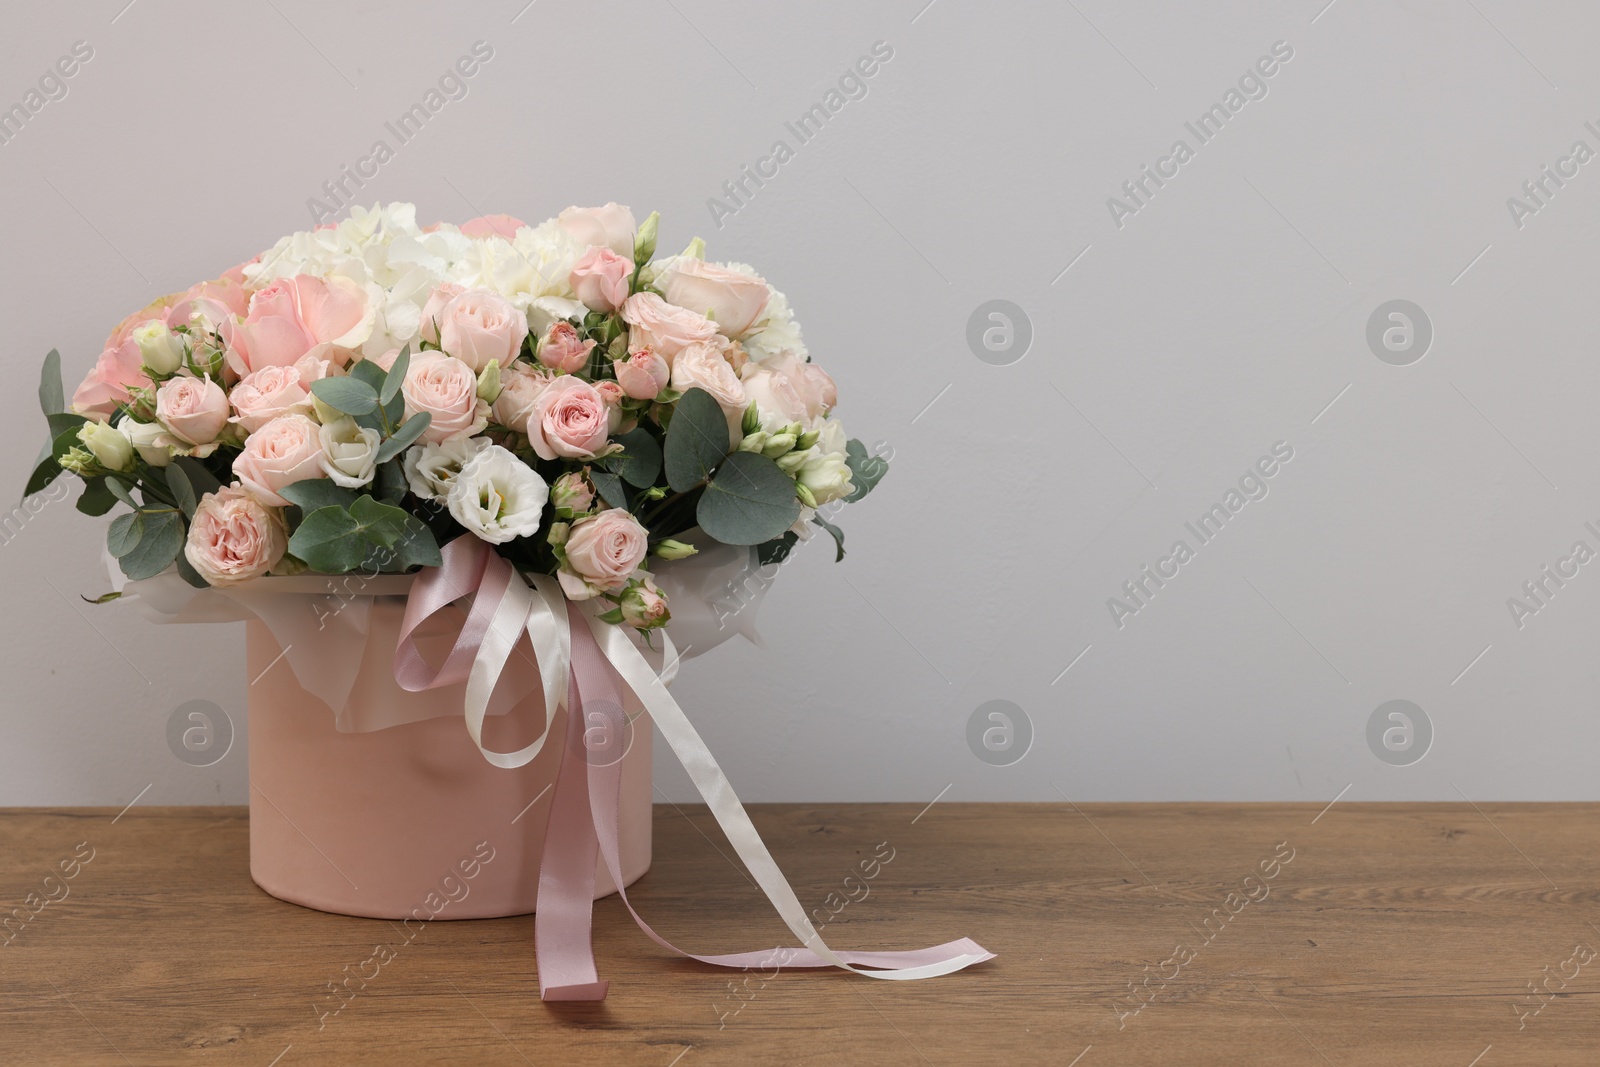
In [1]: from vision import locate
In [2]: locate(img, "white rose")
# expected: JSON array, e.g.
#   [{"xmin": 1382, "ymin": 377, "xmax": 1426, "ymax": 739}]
[
  {"xmin": 118, "ymin": 417, "xmax": 171, "ymax": 468},
  {"xmin": 131, "ymin": 320, "xmax": 185, "ymax": 375},
  {"xmin": 318, "ymin": 417, "xmax": 381, "ymax": 489},
  {"xmin": 78, "ymin": 420, "xmax": 134, "ymax": 472},
  {"xmin": 402, "ymin": 435, "xmax": 490, "ymax": 501},
  {"xmin": 447, "ymin": 444, "xmax": 549, "ymax": 545}
]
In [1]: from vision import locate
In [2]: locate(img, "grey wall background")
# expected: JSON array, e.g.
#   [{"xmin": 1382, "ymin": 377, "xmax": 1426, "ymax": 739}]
[{"xmin": 2, "ymin": 0, "xmax": 1596, "ymax": 806}]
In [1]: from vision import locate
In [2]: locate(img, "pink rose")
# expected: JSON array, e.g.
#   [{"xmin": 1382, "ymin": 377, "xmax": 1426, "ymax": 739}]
[
  {"xmin": 231, "ymin": 275, "xmax": 373, "ymax": 375},
  {"xmin": 154, "ymin": 376, "xmax": 229, "ymax": 448},
  {"xmin": 436, "ymin": 288, "xmax": 529, "ymax": 372},
  {"xmin": 558, "ymin": 508, "xmax": 648, "ymax": 599},
  {"xmin": 184, "ymin": 485, "xmax": 287, "ymax": 585},
  {"xmin": 229, "ymin": 355, "xmax": 329, "ymax": 433},
  {"xmin": 459, "ymin": 214, "xmax": 528, "ymax": 239},
  {"xmin": 671, "ymin": 341, "xmax": 748, "ymax": 441},
  {"xmin": 620, "ymin": 292, "xmax": 724, "ymax": 364},
  {"xmin": 557, "ymin": 203, "xmax": 636, "ymax": 257},
  {"xmin": 614, "ymin": 346, "xmax": 670, "ymax": 400},
  {"xmin": 70, "ymin": 293, "xmax": 189, "ymax": 418},
  {"xmin": 594, "ymin": 379, "xmax": 628, "ymax": 432},
  {"xmin": 660, "ymin": 259, "xmax": 771, "ymax": 338},
  {"xmin": 527, "ymin": 376, "xmax": 610, "ymax": 461},
  {"xmin": 403, "ymin": 353, "xmax": 489, "ymax": 443},
  {"xmin": 231, "ymin": 414, "xmax": 325, "ymax": 506},
  {"xmin": 536, "ymin": 321, "xmax": 597, "ymax": 374},
  {"xmin": 569, "ymin": 247, "xmax": 633, "ymax": 313},
  {"xmin": 550, "ymin": 470, "xmax": 596, "ymax": 513},
  {"xmin": 492, "ymin": 360, "xmax": 556, "ymax": 434},
  {"xmin": 419, "ymin": 283, "xmax": 465, "ymax": 344},
  {"xmin": 741, "ymin": 351, "xmax": 836, "ymax": 427}
]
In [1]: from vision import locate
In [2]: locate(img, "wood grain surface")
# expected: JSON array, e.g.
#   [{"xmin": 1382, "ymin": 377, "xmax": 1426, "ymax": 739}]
[{"xmin": 2, "ymin": 802, "xmax": 1596, "ymax": 1065}]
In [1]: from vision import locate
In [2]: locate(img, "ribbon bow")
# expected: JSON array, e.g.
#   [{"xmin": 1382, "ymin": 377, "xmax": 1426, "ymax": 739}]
[{"xmin": 393, "ymin": 537, "xmax": 994, "ymax": 1001}]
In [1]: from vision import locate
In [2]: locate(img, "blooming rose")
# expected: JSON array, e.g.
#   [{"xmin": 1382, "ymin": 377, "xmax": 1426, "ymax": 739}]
[
  {"xmin": 671, "ymin": 341, "xmax": 748, "ymax": 441},
  {"xmin": 447, "ymin": 444, "xmax": 549, "ymax": 545},
  {"xmin": 232, "ymin": 414, "xmax": 325, "ymax": 506},
  {"xmin": 557, "ymin": 203, "xmax": 636, "ymax": 257},
  {"xmin": 492, "ymin": 360, "xmax": 556, "ymax": 433},
  {"xmin": 155, "ymin": 376, "xmax": 229, "ymax": 450},
  {"xmin": 419, "ymin": 282, "xmax": 465, "ymax": 344},
  {"xmin": 228, "ymin": 355, "xmax": 329, "ymax": 433},
  {"xmin": 614, "ymin": 346, "xmax": 670, "ymax": 400},
  {"xmin": 459, "ymin": 214, "xmax": 528, "ymax": 239},
  {"xmin": 402, "ymin": 353, "xmax": 489, "ymax": 443},
  {"xmin": 620, "ymin": 292, "xmax": 724, "ymax": 363},
  {"xmin": 436, "ymin": 288, "xmax": 529, "ymax": 372},
  {"xmin": 558, "ymin": 508, "xmax": 648, "ymax": 599},
  {"xmin": 661, "ymin": 259, "xmax": 771, "ymax": 338},
  {"xmin": 527, "ymin": 376, "xmax": 611, "ymax": 460},
  {"xmin": 402, "ymin": 435, "xmax": 489, "ymax": 501},
  {"xmin": 569, "ymin": 247, "xmax": 632, "ymax": 313},
  {"xmin": 740, "ymin": 351, "xmax": 836, "ymax": 430},
  {"xmin": 231, "ymin": 274, "xmax": 374, "ymax": 375},
  {"xmin": 535, "ymin": 321, "xmax": 596, "ymax": 374},
  {"xmin": 184, "ymin": 485, "xmax": 287, "ymax": 585},
  {"xmin": 318, "ymin": 417, "xmax": 380, "ymax": 488}
]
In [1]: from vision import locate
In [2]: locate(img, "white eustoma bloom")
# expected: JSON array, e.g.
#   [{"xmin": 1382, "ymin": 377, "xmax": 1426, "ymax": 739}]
[
  {"xmin": 318, "ymin": 417, "xmax": 381, "ymax": 488},
  {"xmin": 447, "ymin": 444, "xmax": 549, "ymax": 545},
  {"xmin": 118, "ymin": 416, "xmax": 172, "ymax": 467},
  {"xmin": 401, "ymin": 435, "xmax": 490, "ymax": 501}
]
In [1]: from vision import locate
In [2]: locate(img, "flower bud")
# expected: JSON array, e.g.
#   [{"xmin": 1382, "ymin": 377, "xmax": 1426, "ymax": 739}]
[
  {"xmin": 618, "ymin": 576, "xmax": 670, "ymax": 631},
  {"xmin": 679, "ymin": 236, "xmax": 706, "ymax": 261},
  {"xmin": 78, "ymin": 420, "xmax": 134, "ymax": 472},
  {"xmin": 795, "ymin": 429, "xmax": 820, "ymax": 451},
  {"xmin": 795, "ymin": 481, "xmax": 818, "ymax": 509},
  {"xmin": 652, "ymin": 539, "xmax": 698, "ymax": 561},
  {"xmin": 550, "ymin": 470, "xmax": 596, "ymax": 514},
  {"xmin": 783, "ymin": 421, "xmax": 804, "ymax": 438},
  {"xmin": 633, "ymin": 211, "xmax": 659, "ymax": 267},
  {"xmin": 761, "ymin": 433, "xmax": 796, "ymax": 458},
  {"xmin": 741, "ymin": 402, "xmax": 761, "ymax": 437},
  {"xmin": 58, "ymin": 446, "xmax": 96, "ymax": 476},
  {"xmin": 775, "ymin": 450, "xmax": 809, "ymax": 474},
  {"xmin": 737, "ymin": 431, "xmax": 767, "ymax": 454},
  {"xmin": 547, "ymin": 521, "xmax": 571, "ymax": 549},
  {"xmin": 132, "ymin": 320, "xmax": 184, "ymax": 376},
  {"xmin": 476, "ymin": 359, "xmax": 502, "ymax": 404}
]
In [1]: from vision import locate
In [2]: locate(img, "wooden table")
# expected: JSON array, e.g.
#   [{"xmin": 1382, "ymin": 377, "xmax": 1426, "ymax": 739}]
[{"xmin": 2, "ymin": 803, "xmax": 1595, "ymax": 1065}]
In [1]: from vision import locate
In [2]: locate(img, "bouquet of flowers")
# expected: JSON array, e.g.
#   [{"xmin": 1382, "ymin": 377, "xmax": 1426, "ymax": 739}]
[{"xmin": 28, "ymin": 202, "xmax": 887, "ymax": 627}]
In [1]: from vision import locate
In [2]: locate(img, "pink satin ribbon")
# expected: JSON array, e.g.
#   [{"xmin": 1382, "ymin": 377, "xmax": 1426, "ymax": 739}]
[{"xmin": 394, "ymin": 537, "xmax": 994, "ymax": 1001}]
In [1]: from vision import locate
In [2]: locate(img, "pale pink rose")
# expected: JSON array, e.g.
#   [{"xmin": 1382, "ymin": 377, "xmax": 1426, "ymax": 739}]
[
  {"xmin": 403, "ymin": 353, "xmax": 489, "ymax": 443},
  {"xmin": 672, "ymin": 341, "xmax": 748, "ymax": 441},
  {"xmin": 154, "ymin": 376, "xmax": 229, "ymax": 447},
  {"xmin": 71, "ymin": 293, "xmax": 188, "ymax": 418},
  {"xmin": 558, "ymin": 508, "xmax": 648, "ymax": 598},
  {"xmin": 569, "ymin": 247, "xmax": 633, "ymax": 313},
  {"xmin": 492, "ymin": 360, "xmax": 556, "ymax": 434},
  {"xmin": 184, "ymin": 485, "xmax": 287, "ymax": 585},
  {"xmin": 228, "ymin": 355, "xmax": 329, "ymax": 433},
  {"xmin": 549, "ymin": 470, "xmax": 595, "ymax": 513},
  {"xmin": 620, "ymin": 292, "xmax": 724, "ymax": 364},
  {"xmin": 231, "ymin": 414, "xmax": 325, "ymax": 506},
  {"xmin": 536, "ymin": 321, "xmax": 597, "ymax": 374},
  {"xmin": 594, "ymin": 379, "xmax": 627, "ymax": 432},
  {"xmin": 742, "ymin": 351, "xmax": 836, "ymax": 427},
  {"xmin": 527, "ymin": 376, "xmax": 610, "ymax": 461},
  {"xmin": 614, "ymin": 346, "xmax": 670, "ymax": 400},
  {"xmin": 419, "ymin": 283, "xmax": 465, "ymax": 344},
  {"xmin": 182, "ymin": 263, "xmax": 252, "ymax": 319},
  {"xmin": 231, "ymin": 274, "xmax": 373, "ymax": 375},
  {"xmin": 459, "ymin": 214, "xmax": 528, "ymax": 239},
  {"xmin": 436, "ymin": 288, "xmax": 529, "ymax": 372},
  {"xmin": 557, "ymin": 203, "xmax": 636, "ymax": 257},
  {"xmin": 661, "ymin": 259, "xmax": 771, "ymax": 338}
]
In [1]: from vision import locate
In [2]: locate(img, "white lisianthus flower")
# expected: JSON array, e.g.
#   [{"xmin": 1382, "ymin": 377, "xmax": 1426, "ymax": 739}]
[
  {"xmin": 117, "ymin": 417, "xmax": 171, "ymax": 467},
  {"xmin": 797, "ymin": 450, "xmax": 854, "ymax": 506},
  {"xmin": 318, "ymin": 417, "xmax": 381, "ymax": 488},
  {"xmin": 401, "ymin": 435, "xmax": 490, "ymax": 501},
  {"xmin": 447, "ymin": 444, "xmax": 549, "ymax": 545},
  {"xmin": 78, "ymin": 420, "xmax": 134, "ymax": 472}
]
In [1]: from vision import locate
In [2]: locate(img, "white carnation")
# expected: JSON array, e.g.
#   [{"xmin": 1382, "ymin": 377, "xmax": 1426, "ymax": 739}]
[{"xmin": 447, "ymin": 444, "xmax": 549, "ymax": 545}]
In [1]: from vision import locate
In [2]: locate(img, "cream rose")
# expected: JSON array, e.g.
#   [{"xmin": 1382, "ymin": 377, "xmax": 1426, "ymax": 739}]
[
  {"xmin": 558, "ymin": 508, "xmax": 648, "ymax": 599},
  {"xmin": 402, "ymin": 353, "xmax": 490, "ymax": 443},
  {"xmin": 154, "ymin": 376, "xmax": 229, "ymax": 450},
  {"xmin": 436, "ymin": 288, "xmax": 530, "ymax": 372},
  {"xmin": 661, "ymin": 259, "xmax": 771, "ymax": 338},
  {"xmin": 318, "ymin": 417, "xmax": 380, "ymax": 488},
  {"xmin": 620, "ymin": 292, "xmax": 724, "ymax": 363},
  {"xmin": 184, "ymin": 485, "xmax": 288, "ymax": 585},
  {"xmin": 447, "ymin": 444, "xmax": 549, "ymax": 545},
  {"xmin": 527, "ymin": 376, "xmax": 611, "ymax": 461},
  {"xmin": 231, "ymin": 414, "xmax": 325, "ymax": 506}
]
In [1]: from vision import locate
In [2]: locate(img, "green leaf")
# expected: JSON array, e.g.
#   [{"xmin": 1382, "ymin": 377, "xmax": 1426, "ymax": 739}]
[
  {"xmin": 278, "ymin": 479, "xmax": 359, "ymax": 514},
  {"xmin": 608, "ymin": 427, "xmax": 663, "ymax": 488},
  {"xmin": 75, "ymin": 478, "xmax": 117, "ymax": 516},
  {"xmin": 349, "ymin": 358, "xmax": 388, "ymax": 392},
  {"xmin": 663, "ymin": 387, "xmax": 729, "ymax": 493},
  {"xmin": 696, "ymin": 451, "xmax": 801, "ymax": 546},
  {"xmin": 843, "ymin": 439, "xmax": 889, "ymax": 503},
  {"xmin": 349, "ymin": 495, "xmax": 412, "ymax": 549},
  {"xmin": 39, "ymin": 349, "xmax": 64, "ymax": 417},
  {"xmin": 811, "ymin": 514, "xmax": 845, "ymax": 562},
  {"xmin": 83, "ymin": 590, "xmax": 122, "ymax": 605},
  {"xmin": 106, "ymin": 478, "xmax": 138, "ymax": 509},
  {"xmin": 287, "ymin": 505, "xmax": 365, "ymax": 573},
  {"xmin": 380, "ymin": 347, "xmax": 410, "ymax": 405},
  {"xmin": 24, "ymin": 455, "xmax": 63, "ymax": 498},
  {"xmin": 46, "ymin": 412, "xmax": 88, "ymax": 439},
  {"xmin": 107, "ymin": 512, "xmax": 144, "ymax": 557},
  {"xmin": 165, "ymin": 464, "xmax": 197, "ymax": 517},
  {"xmin": 119, "ymin": 511, "xmax": 183, "ymax": 580},
  {"xmin": 171, "ymin": 456, "xmax": 222, "ymax": 498},
  {"xmin": 386, "ymin": 514, "xmax": 442, "ymax": 569},
  {"xmin": 591, "ymin": 469, "xmax": 629, "ymax": 509},
  {"xmin": 311, "ymin": 376, "xmax": 379, "ymax": 416},
  {"xmin": 375, "ymin": 459, "xmax": 409, "ymax": 505},
  {"xmin": 756, "ymin": 531, "xmax": 799, "ymax": 567},
  {"xmin": 375, "ymin": 412, "xmax": 431, "ymax": 464}
]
